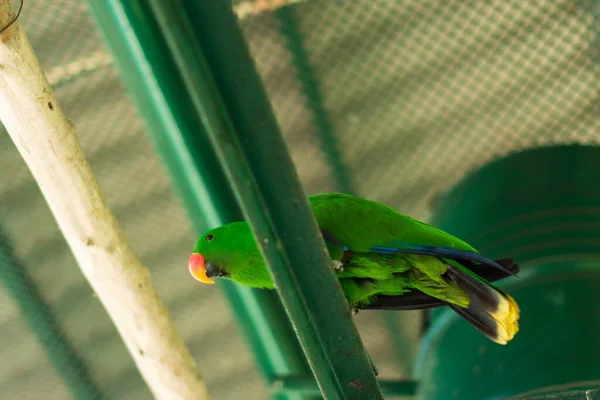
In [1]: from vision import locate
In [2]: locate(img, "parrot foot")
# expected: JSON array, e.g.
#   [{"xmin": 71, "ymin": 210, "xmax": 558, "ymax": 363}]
[
  {"xmin": 332, "ymin": 260, "xmax": 345, "ymax": 272},
  {"xmin": 352, "ymin": 308, "xmax": 359, "ymax": 316}
]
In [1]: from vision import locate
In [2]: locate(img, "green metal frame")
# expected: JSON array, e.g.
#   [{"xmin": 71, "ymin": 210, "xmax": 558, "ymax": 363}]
[
  {"xmin": 162, "ymin": 1, "xmax": 382, "ymax": 394},
  {"xmin": 86, "ymin": 1, "xmax": 387, "ymax": 399},
  {"xmin": 85, "ymin": 3, "xmax": 311, "ymax": 400},
  {"xmin": 275, "ymin": 4, "xmax": 417, "ymax": 379}
]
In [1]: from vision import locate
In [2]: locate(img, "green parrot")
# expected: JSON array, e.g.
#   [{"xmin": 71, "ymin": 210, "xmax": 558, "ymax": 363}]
[{"xmin": 188, "ymin": 193, "xmax": 520, "ymax": 344}]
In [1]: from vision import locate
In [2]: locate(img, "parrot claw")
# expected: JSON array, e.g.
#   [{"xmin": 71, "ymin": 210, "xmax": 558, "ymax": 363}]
[
  {"xmin": 333, "ymin": 260, "xmax": 345, "ymax": 272},
  {"xmin": 352, "ymin": 308, "xmax": 359, "ymax": 316}
]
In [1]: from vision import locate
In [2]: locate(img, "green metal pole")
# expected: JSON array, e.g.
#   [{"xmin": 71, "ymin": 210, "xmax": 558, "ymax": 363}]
[
  {"xmin": 87, "ymin": 1, "xmax": 382, "ymax": 399},
  {"xmin": 145, "ymin": 1, "xmax": 382, "ymax": 398},
  {"xmin": 273, "ymin": 377, "xmax": 417, "ymax": 397},
  {"xmin": 84, "ymin": 3, "xmax": 312, "ymax": 400},
  {"xmin": 0, "ymin": 226, "xmax": 102, "ymax": 400},
  {"xmin": 274, "ymin": 6, "xmax": 417, "ymax": 378},
  {"xmin": 415, "ymin": 145, "xmax": 600, "ymax": 399}
]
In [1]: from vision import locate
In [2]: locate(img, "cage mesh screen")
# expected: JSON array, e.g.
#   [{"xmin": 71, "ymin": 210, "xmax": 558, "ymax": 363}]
[{"xmin": 1, "ymin": 0, "xmax": 599, "ymax": 399}]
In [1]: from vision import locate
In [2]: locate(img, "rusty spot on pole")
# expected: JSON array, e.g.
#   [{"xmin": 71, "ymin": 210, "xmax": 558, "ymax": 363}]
[{"xmin": 349, "ymin": 378, "xmax": 362, "ymax": 391}]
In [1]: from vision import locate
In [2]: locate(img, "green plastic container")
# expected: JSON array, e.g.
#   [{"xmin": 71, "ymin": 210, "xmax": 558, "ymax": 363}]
[{"xmin": 415, "ymin": 145, "xmax": 600, "ymax": 400}]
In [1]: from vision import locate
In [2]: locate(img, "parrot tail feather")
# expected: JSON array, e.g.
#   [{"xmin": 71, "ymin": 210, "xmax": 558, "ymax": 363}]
[
  {"xmin": 447, "ymin": 303, "xmax": 500, "ymax": 341},
  {"xmin": 446, "ymin": 264, "xmax": 519, "ymax": 345},
  {"xmin": 359, "ymin": 258, "xmax": 519, "ymax": 311}
]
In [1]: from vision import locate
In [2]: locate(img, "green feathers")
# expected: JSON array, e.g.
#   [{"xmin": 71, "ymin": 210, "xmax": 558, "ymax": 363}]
[
  {"xmin": 309, "ymin": 193, "xmax": 478, "ymax": 253},
  {"xmin": 190, "ymin": 193, "xmax": 520, "ymax": 344},
  {"xmin": 193, "ymin": 222, "xmax": 274, "ymax": 289}
]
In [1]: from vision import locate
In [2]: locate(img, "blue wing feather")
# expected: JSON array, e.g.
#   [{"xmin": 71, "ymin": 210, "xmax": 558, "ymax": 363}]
[{"xmin": 369, "ymin": 242, "xmax": 516, "ymax": 276}]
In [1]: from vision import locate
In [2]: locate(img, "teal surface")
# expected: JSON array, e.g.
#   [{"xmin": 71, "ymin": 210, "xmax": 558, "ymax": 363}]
[{"xmin": 417, "ymin": 146, "xmax": 600, "ymax": 400}]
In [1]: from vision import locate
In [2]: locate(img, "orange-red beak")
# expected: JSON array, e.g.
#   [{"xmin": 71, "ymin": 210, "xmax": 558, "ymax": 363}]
[{"xmin": 188, "ymin": 253, "xmax": 216, "ymax": 284}]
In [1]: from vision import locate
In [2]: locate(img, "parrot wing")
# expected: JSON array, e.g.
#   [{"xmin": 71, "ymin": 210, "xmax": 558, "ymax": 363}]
[
  {"xmin": 368, "ymin": 243, "xmax": 516, "ymax": 276},
  {"xmin": 309, "ymin": 193, "xmax": 480, "ymax": 254},
  {"xmin": 309, "ymin": 193, "xmax": 516, "ymax": 276},
  {"xmin": 358, "ymin": 258, "xmax": 520, "ymax": 310}
]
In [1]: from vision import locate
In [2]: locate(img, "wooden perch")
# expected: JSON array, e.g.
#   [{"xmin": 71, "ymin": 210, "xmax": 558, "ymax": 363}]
[{"xmin": 0, "ymin": 2, "xmax": 210, "ymax": 399}]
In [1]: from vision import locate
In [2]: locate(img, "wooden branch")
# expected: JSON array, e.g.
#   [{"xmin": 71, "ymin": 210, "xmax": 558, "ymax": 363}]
[{"xmin": 0, "ymin": 2, "xmax": 210, "ymax": 399}]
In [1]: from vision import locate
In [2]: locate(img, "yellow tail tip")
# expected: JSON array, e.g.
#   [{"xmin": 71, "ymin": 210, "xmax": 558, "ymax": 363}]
[{"xmin": 491, "ymin": 293, "xmax": 520, "ymax": 344}]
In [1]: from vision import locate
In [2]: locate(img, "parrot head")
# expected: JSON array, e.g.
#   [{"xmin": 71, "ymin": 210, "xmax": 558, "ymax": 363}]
[{"xmin": 188, "ymin": 222, "xmax": 275, "ymax": 289}]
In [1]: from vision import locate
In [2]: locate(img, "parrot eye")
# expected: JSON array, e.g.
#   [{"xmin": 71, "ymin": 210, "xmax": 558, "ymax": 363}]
[{"xmin": 206, "ymin": 234, "xmax": 214, "ymax": 242}]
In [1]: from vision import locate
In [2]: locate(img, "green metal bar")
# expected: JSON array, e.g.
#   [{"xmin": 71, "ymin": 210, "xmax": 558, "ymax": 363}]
[
  {"xmin": 84, "ymin": 3, "xmax": 312, "ymax": 400},
  {"xmin": 273, "ymin": 377, "xmax": 417, "ymax": 397},
  {"xmin": 276, "ymin": 6, "xmax": 419, "ymax": 379},
  {"xmin": 276, "ymin": 6, "xmax": 356, "ymax": 194},
  {"xmin": 0, "ymin": 226, "xmax": 102, "ymax": 400},
  {"xmin": 416, "ymin": 146, "xmax": 600, "ymax": 399},
  {"xmin": 141, "ymin": 1, "xmax": 382, "ymax": 398}
]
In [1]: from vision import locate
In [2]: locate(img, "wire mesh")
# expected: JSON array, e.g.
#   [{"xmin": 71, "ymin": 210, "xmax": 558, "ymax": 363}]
[
  {"xmin": 1, "ymin": 1, "xmax": 266, "ymax": 399},
  {"xmin": 1, "ymin": 0, "xmax": 600, "ymax": 399}
]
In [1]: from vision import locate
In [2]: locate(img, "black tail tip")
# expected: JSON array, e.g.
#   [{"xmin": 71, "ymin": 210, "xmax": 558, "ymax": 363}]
[{"xmin": 494, "ymin": 258, "xmax": 521, "ymax": 278}]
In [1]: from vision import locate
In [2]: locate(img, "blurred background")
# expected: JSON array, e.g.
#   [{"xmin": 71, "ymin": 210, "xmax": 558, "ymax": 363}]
[{"xmin": 1, "ymin": 0, "xmax": 599, "ymax": 399}]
